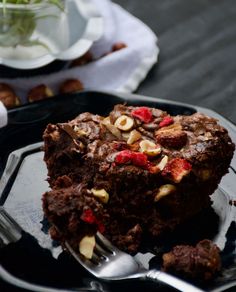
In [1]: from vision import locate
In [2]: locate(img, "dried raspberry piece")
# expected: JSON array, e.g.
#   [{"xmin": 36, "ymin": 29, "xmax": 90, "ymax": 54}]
[
  {"xmin": 115, "ymin": 150, "xmax": 148, "ymax": 168},
  {"xmin": 131, "ymin": 107, "xmax": 153, "ymax": 123},
  {"xmin": 162, "ymin": 158, "xmax": 192, "ymax": 183},
  {"xmin": 159, "ymin": 116, "xmax": 174, "ymax": 128},
  {"xmin": 115, "ymin": 150, "xmax": 133, "ymax": 164},
  {"xmin": 80, "ymin": 209, "xmax": 96, "ymax": 224},
  {"xmin": 81, "ymin": 209, "xmax": 106, "ymax": 233},
  {"xmin": 131, "ymin": 152, "xmax": 148, "ymax": 167}
]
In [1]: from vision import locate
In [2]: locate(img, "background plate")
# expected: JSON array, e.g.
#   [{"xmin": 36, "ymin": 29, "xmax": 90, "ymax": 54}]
[{"xmin": 0, "ymin": 91, "xmax": 236, "ymax": 291}]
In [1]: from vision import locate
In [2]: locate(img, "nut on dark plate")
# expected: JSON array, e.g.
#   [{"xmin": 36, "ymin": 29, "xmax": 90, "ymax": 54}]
[
  {"xmin": 59, "ymin": 79, "xmax": 84, "ymax": 94},
  {"xmin": 0, "ymin": 82, "xmax": 20, "ymax": 109},
  {"xmin": 28, "ymin": 84, "xmax": 54, "ymax": 103}
]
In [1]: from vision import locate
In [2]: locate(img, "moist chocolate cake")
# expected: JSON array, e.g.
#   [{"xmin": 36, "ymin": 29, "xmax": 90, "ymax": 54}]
[{"xmin": 42, "ymin": 104, "xmax": 235, "ymax": 258}]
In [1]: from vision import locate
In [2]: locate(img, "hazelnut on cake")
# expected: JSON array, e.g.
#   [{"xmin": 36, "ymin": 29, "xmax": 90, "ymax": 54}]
[{"xmin": 42, "ymin": 104, "xmax": 235, "ymax": 258}]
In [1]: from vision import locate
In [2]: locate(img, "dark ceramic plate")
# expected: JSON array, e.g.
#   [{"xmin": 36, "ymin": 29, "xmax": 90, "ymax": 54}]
[{"xmin": 0, "ymin": 91, "xmax": 236, "ymax": 292}]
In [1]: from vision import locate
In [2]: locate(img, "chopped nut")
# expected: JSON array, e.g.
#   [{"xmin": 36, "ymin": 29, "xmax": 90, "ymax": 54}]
[
  {"xmin": 59, "ymin": 79, "xmax": 83, "ymax": 94},
  {"xmin": 102, "ymin": 117, "xmax": 122, "ymax": 139},
  {"xmin": 205, "ymin": 132, "xmax": 213, "ymax": 139},
  {"xmin": 122, "ymin": 132, "xmax": 130, "ymax": 140},
  {"xmin": 155, "ymin": 184, "xmax": 177, "ymax": 202},
  {"xmin": 148, "ymin": 155, "xmax": 169, "ymax": 174},
  {"xmin": 91, "ymin": 188, "xmax": 109, "ymax": 203},
  {"xmin": 156, "ymin": 155, "xmax": 169, "ymax": 171},
  {"xmin": 114, "ymin": 115, "xmax": 134, "ymax": 131},
  {"xmin": 79, "ymin": 235, "xmax": 95, "ymax": 259},
  {"xmin": 156, "ymin": 123, "xmax": 182, "ymax": 133},
  {"xmin": 139, "ymin": 140, "xmax": 162, "ymax": 156},
  {"xmin": 73, "ymin": 125, "xmax": 88, "ymax": 136},
  {"xmin": 73, "ymin": 141, "xmax": 85, "ymax": 151},
  {"xmin": 127, "ymin": 130, "xmax": 142, "ymax": 145}
]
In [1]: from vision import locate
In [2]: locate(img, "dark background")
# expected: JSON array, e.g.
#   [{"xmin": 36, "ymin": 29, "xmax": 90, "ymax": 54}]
[{"xmin": 114, "ymin": 0, "xmax": 236, "ymax": 124}]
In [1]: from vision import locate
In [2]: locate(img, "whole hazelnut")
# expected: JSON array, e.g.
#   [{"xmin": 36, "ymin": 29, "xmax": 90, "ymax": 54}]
[
  {"xmin": 101, "ymin": 42, "xmax": 128, "ymax": 59},
  {"xmin": 70, "ymin": 51, "xmax": 93, "ymax": 67},
  {"xmin": 27, "ymin": 84, "xmax": 54, "ymax": 103},
  {"xmin": 0, "ymin": 83, "xmax": 20, "ymax": 108},
  {"xmin": 114, "ymin": 115, "xmax": 134, "ymax": 131},
  {"xmin": 59, "ymin": 79, "xmax": 84, "ymax": 94},
  {"xmin": 112, "ymin": 42, "xmax": 127, "ymax": 52}
]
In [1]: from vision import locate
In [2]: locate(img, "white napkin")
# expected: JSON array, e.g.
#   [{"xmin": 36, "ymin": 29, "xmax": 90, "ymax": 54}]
[
  {"xmin": 0, "ymin": 101, "xmax": 7, "ymax": 127},
  {"xmin": 0, "ymin": 0, "xmax": 159, "ymax": 128}
]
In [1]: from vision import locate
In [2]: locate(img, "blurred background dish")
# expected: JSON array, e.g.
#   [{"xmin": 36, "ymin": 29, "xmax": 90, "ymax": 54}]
[{"xmin": 0, "ymin": 0, "xmax": 103, "ymax": 69}]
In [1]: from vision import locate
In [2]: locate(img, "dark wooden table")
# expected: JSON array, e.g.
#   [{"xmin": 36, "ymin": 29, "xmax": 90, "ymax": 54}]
[{"xmin": 114, "ymin": 0, "xmax": 236, "ymax": 124}]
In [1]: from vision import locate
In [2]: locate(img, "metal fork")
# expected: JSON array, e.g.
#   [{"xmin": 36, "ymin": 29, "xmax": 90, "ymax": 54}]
[{"xmin": 66, "ymin": 232, "xmax": 204, "ymax": 292}]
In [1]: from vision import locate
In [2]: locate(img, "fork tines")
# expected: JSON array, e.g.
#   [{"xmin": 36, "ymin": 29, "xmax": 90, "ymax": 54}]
[{"xmin": 91, "ymin": 233, "xmax": 116, "ymax": 264}]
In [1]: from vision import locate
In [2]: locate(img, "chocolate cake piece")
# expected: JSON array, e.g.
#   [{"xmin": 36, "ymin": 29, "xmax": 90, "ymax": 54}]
[
  {"xmin": 42, "ymin": 104, "xmax": 235, "ymax": 257},
  {"xmin": 162, "ymin": 239, "xmax": 221, "ymax": 281}
]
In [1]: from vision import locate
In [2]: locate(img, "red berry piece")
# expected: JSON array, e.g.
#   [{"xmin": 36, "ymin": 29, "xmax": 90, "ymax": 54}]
[
  {"xmin": 80, "ymin": 209, "xmax": 96, "ymax": 224},
  {"xmin": 159, "ymin": 116, "xmax": 174, "ymax": 128},
  {"xmin": 115, "ymin": 150, "xmax": 133, "ymax": 164},
  {"xmin": 131, "ymin": 107, "xmax": 153, "ymax": 123},
  {"xmin": 115, "ymin": 150, "xmax": 148, "ymax": 168},
  {"xmin": 162, "ymin": 158, "xmax": 192, "ymax": 183},
  {"xmin": 131, "ymin": 152, "xmax": 148, "ymax": 167}
]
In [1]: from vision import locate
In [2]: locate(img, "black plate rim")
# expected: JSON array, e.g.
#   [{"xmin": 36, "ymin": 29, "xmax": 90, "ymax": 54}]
[{"xmin": 1, "ymin": 91, "xmax": 236, "ymax": 292}]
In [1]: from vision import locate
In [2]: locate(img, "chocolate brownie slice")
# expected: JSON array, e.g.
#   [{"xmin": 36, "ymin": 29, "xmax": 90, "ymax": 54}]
[{"xmin": 42, "ymin": 104, "xmax": 235, "ymax": 256}]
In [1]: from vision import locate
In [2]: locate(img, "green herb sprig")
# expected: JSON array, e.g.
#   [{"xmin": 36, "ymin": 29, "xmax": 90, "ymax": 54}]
[
  {"xmin": 0, "ymin": 1, "xmax": 63, "ymax": 9},
  {"xmin": 0, "ymin": 0, "xmax": 63, "ymax": 47}
]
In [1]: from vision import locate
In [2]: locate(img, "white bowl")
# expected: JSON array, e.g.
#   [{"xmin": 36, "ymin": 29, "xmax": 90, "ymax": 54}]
[{"xmin": 0, "ymin": 0, "xmax": 103, "ymax": 69}]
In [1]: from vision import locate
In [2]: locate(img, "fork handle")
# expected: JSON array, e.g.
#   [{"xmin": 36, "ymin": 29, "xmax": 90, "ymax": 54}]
[
  {"xmin": 0, "ymin": 207, "xmax": 22, "ymax": 245},
  {"xmin": 145, "ymin": 270, "xmax": 204, "ymax": 292}
]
